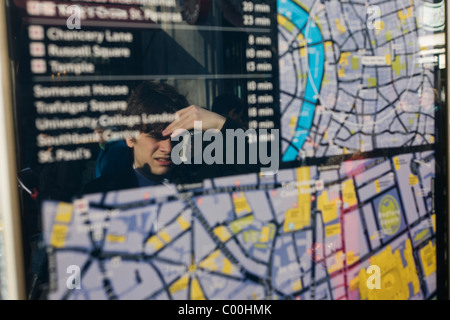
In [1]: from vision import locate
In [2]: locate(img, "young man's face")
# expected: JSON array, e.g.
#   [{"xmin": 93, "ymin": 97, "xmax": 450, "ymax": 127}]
[{"xmin": 126, "ymin": 132, "xmax": 173, "ymax": 176}]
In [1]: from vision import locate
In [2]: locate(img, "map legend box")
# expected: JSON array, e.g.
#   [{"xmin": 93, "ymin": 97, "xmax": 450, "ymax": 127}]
[
  {"xmin": 30, "ymin": 43, "xmax": 45, "ymax": 57},
  {"xmin": 27, "ymin": 1, "xmax": 56, "ymax": 17},
  {"xmin": 31, "ymin": 59, "xmax": 46, "ymax": 74},
  {"xmin": 28, "ymin": 25, "xmax": 45, "ymax": 41}
]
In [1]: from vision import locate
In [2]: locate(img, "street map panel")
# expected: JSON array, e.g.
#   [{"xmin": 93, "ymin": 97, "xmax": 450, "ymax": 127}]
[
  {"xmin": 43, "ymin": 151, "xmax": 436, "ymax": 300},
  {"xmin": 278, "ymin": 0, "xmax": 436, "ymax": 161}
]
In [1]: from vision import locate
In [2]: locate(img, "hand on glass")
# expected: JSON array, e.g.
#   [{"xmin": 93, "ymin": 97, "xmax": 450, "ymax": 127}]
[{"xmin": 162, "ymin": 105, "xmax": 226, "ymax": 137}]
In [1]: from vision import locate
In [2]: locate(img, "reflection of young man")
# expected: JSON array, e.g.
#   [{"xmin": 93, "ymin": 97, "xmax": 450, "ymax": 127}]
[{"xmin": 84, "ymin": 81, "xmax": 244, "ymax": 193}]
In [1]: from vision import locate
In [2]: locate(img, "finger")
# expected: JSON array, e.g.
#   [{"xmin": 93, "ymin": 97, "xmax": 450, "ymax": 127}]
[
  {"xmin": 164, "ymin": 114, "xmax": 196, "ymax": 136},
  {"xmin": 163, "ymin": 107, "xmax": 197, "ymax": 135},
  {"xmin": 165, "ymin": 106, "xmax": 205, "ymax": 135},
  {"xmin": 163, "ymin": 118, "xmax": 183, "ymax": 136},
  {"xmin": 176, "ymin": 105, "xmax": 198, "ymax": 118},
  {"xmin": 171, "ymin": 114, "xmax": 197, "ymax": 132},
  {"xmin": 163, "ymin": 111, "xmax": 193, "ymax": 135}
]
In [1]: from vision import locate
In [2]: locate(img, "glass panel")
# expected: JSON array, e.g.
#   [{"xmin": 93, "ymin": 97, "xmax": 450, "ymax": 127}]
[{"xmin": 3, "ymin": 0, "xmax": 446, "ymax": 300}]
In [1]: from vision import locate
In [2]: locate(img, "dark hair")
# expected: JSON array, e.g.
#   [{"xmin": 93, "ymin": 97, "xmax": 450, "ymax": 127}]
[
  {"xmin": 211, "ymin": 93, "xmax": 243, "ymax": 116},
  {"xmin": 124, "ymin": 81, "xmax": 189, "ymax": 134}
]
